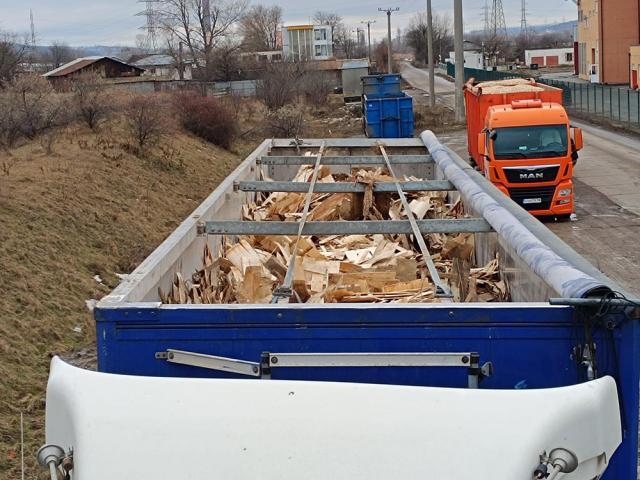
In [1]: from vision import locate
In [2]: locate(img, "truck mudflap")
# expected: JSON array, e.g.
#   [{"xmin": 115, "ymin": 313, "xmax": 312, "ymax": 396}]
[{"xmin": 41, "ymin": 357, "xmax": 620, "ymax": 480}]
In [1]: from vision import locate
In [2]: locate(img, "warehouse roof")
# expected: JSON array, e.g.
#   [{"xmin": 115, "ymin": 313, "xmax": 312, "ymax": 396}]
[
  {"xmin": 43, "ymin": 56, "xmax": 144, "ymax": 77},
  {"xmin": 132, "ymin": 54, "xmax": 194, "ymax": 67}
]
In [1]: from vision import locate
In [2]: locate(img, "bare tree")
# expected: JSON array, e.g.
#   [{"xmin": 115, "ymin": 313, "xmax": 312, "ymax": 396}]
[
  {"xmin": 313, "ymin": 11, "xmax": 342, "ymax": 31},
  {"xmin": 0, "ymin": 30, "xmax": 29, "ymax": 82},
  {"xmin": 49, "ymin": 41, "xmax": 72, "ymax": 69},
  {"xmin": 211, "ymin": 38, "xmax": 243, "ymax": 81},
  {"xmin": 313, "ymin": 11, "xmax": 343, "ymax": 56},
  {"xmin": 164, "ymin": 31, "xmax": 187, "ymax": 80},
  {"xmin": 405, "ymin": 12, "xmax": 453, "ymax": 65},
  {"xmin": 240, "ymin": 5, "xmax": 282, "ymax": 52},
  {"xmin": 158, "ymin": 0, "xmax": 248, "ymax": 80}
]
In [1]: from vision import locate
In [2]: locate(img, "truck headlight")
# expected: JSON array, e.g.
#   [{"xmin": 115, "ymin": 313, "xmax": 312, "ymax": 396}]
[{"xmin": 558, "ymin": 188, "xmax": 572, "ymax": 197}]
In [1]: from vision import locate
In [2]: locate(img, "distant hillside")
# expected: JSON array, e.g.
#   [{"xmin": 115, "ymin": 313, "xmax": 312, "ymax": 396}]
[
  {"xmin": 26, "ymin": 44, "xmax": 144, "ymax": 61},
  {"xmin": 469, "ymin": 20, "xmax": 576, "ymax": 36}
]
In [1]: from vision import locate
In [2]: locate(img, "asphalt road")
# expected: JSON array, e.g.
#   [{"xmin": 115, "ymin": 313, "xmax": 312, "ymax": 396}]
[{"xmin": 400, "ymin": 62, "xmax": 640, "ymax": 295}]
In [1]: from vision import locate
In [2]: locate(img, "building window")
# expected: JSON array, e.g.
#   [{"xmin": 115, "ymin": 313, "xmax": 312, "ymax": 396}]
[
  {"xmin": 314, "ymin": 29, "xmax": 327, "ymax": 41},
  {"xmin": 315, "ymin": 44, "xmax": 328, "ymax": 57},
  {"xmin": 565, "ymin": 52, "xmax": 573, "ymax": 62}
]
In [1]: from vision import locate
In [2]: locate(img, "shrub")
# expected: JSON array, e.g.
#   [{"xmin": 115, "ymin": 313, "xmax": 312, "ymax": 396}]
[
  {"xmin": 174, "ymin": 93, "xmax": 238, "ymax": 149},
  {"xmin": 256, "ymin": 62, "xmax": 306, "ymax": 110},
  {"xmin": 0, "ymin": 74, "xmax": 67, "ymax": 148},
  {"xmin": 70, "ymin": 72, "xmax": 112, "ymax": 130},
  {"xmin": 124, "ymin": 94, "xmax": 168, "ymax": 150},
  {"xmin": 266, "ymin": 104, "xmax": 306, "ymax": 137},
  {"xmin": 299, "ymin": 71, "xmax": 333, "ymax": 107}
]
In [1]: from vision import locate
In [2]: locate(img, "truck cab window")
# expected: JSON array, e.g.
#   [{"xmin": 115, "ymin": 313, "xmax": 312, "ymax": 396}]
[{"xmin": 492, "ymin": 125, "xmax": 568, "ymax": 159}]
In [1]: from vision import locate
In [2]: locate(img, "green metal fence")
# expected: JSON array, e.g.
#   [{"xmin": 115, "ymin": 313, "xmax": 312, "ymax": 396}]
[
  {"xmin": 446, "ymin": 64, "xmax": 640, "ymax": 128},
  {"xmin": 540, "ymin": 78, "xmax": 640, "ymax": 128}
]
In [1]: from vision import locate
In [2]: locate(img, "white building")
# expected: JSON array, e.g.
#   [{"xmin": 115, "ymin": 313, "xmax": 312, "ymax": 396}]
[
  {"xmin": 132, "ymin": 54, "xmax": 193, "ymax": 80},
  {"xmin": 524, "ymin": 48, "xmax": 574, "ymax": 67},
  {"xmin": 447, "ymin": 51, "xmax": 484, "ymax": 69},
  {"xmin": 282, "ymin": 25, "xmax": 333, "ymax": 61}
]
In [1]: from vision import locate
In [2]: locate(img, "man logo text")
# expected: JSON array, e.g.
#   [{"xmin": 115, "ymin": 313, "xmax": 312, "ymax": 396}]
[{"xmin": 520, "ymin": 173, "xmax": 544, "ymax": 180}]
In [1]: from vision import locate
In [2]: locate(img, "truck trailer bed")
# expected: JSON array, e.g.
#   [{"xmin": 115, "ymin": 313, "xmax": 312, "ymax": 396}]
[{"xmin": 93, "ymin": 133, "xmax": 640, "ymax": 480}]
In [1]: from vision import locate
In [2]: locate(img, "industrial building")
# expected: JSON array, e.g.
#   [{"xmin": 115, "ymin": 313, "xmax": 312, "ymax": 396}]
[
  {"xmin": 577, "ymin": 0, "xmax": 640, "ymax": 84},
  {"xmin": 132, "ymin": 54, "xmax": 193, "ymax": 80},
  {"xmin": 281, "ymin": 25, "xmax": 333, "ymax": 61},
  {"xmin": 524, "ymin": 48, "xmax": 574, "ymax": 68},
  {"xmin": 43, "ymin": 56, "xmax": 144, "ymax": 85}
]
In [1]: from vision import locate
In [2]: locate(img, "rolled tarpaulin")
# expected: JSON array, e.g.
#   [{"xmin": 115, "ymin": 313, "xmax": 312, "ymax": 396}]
[{"xmin": 420, "ymin": 130, "xmax": 609, "ymax": 299}]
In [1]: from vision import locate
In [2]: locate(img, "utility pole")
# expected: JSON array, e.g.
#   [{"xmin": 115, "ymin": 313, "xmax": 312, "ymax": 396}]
[
  {"xmin": 29, "ymin": 9, "xmax": 36, "ymax": 46},
  {"xmin": 379, "ymin": 7, "xmax": 399, "ymax": 73},
  {"xmin": 426, "ymin": 0, "xmax": 435, "ymax": 107},
  {"xmin": 453, "ymin": 0, "xmax": 465, "ymax": 122},
  {"xmin": 361, "ymin": 20, "xmax": 376, "ymax": 65}
]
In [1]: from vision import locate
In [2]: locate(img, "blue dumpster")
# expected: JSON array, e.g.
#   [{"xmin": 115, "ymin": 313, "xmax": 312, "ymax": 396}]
[
  {"xmin": 361, "ymin": 74, "xmax": 402, "ymax": 97},
  {"xmin": 363, "ymin": 92, "xmax": 414, "ymax": 138}
]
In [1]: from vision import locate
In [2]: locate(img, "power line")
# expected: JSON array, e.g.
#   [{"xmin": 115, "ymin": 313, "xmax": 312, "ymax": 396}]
[
  {"xmin": 520, "ymin": 0, "xmax": 528, "ymax": 34},
  {"xmin": 489, "ymin": 0, "xmax": 507, "ymax": 40},
  {"xmin": 482, "ymin": 0, "xmax": 489, "ymax": 38},
  {"xmin": 136, "ymin": 0, "xmax": 161, "ymax": 50}
]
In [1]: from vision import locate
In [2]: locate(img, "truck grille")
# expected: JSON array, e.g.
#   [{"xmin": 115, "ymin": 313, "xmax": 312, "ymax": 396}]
[
  {"xmin": 503, "ymin": 165, "xmax": 560, "ymax": 183},
  {"xmin": 508, "ymin": 186, "xmax": 556, "ymax": 211}
]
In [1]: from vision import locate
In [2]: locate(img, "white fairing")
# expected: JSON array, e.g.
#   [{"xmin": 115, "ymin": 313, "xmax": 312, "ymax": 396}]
[{"xmin": 45, "ymin": 357, "xmax": 621, "ymax": 480}]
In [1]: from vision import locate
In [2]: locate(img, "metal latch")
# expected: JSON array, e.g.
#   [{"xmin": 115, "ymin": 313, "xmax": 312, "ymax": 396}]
[{"xmin": 155, "ymin": 350, "xmax": 493, "ymax": 388}]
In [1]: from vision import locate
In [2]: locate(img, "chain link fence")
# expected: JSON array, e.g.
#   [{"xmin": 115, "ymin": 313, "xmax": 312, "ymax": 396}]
[{"xmin": 446, "ymin": 64, "xmax": 640, "ymax": 128}]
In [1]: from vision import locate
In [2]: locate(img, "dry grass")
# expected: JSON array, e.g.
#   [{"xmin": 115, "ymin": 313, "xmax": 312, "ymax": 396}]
[
  {"xmin": 0, "ymin": 91, "xmax": 411, "ymax": 478},
  {"xmin": 0, "ymin": 117, "xmax": 243, "ymax": 479}
]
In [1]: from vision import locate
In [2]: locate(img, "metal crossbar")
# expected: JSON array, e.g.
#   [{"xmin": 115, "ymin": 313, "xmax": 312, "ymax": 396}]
[
  {"xmin": 155, "ymin": 349, "xmax": 491, "ymax": 388},
  {"xmin": 235, "ymin": 180, "xmax": 454, "ymax": 193},
  {"xmin": 271, "ymin": 142, "xmax": 326, "ymax": 303},
  {"xmin": 257, "ymin": 155, "xmax": 432, "ymax": 166},
  {"xmin": 204, "ymin": 219, "xmax": 492, "ymax": 235},
  {"xmin": 378, "ymin": 143, "xmax": 452, "ymax": 298}
]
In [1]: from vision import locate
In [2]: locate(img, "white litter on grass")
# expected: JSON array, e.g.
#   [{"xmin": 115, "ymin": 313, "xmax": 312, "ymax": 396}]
[
  {"xmin": 85, "ymin": 299, "xmax": 97, "ymax": 311},
  {"xmin": 93, "ymin": 275, "xmax": 103, "ymax": 284},
  {"xmin": 72, "ymin": 326, "xmax": 82, "ymax": 334}
]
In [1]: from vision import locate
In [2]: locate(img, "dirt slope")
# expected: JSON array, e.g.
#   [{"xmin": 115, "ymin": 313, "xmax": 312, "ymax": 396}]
[{"xmin": 0, "ymin": 121, "xmax": 244, "ymax": 478}]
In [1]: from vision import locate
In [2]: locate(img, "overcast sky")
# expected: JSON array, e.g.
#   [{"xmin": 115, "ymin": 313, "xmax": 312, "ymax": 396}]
[{"xmin": 0, "ymin": 0, "xmax": 576, "ymax": 46}]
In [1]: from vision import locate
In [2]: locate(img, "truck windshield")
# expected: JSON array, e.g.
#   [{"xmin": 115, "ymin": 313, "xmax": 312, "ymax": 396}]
[{"xmin": 492, "ymin": 125, "xmax": 568, "ymax": 159}]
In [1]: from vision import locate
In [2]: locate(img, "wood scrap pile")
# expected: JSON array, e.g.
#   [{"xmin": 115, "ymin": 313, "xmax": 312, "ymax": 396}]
[{"xmin": 160, "ymin": 165, "xmax": 509, "ymax": 305}]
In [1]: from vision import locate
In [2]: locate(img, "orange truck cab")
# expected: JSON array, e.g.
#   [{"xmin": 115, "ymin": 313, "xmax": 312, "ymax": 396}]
[{"xmin": 464, "ymin": 79, "xmax": 583, "ymax": 217}]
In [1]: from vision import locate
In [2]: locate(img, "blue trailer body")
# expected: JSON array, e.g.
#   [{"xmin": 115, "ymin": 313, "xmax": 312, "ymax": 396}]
[
  {"xmin": 363, "ymin": 93, "xmax": 414, "ymax": 138},
  {"xmin": 94, "ymin": 137, "xmax": 640, "ymax": 480},
  {"xmin": 95, "ymin": 303, "xmax": 639, "ymax": 480}
]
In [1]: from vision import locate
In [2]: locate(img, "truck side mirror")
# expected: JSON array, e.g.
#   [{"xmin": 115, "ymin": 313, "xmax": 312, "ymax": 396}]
[
  {"xmin": 478, "ymin": 132, "xmax": 487, "ymax": 156},
  {"xmin": 572, "ymin": 127, "xmax": 583, "ymax": 151}
]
